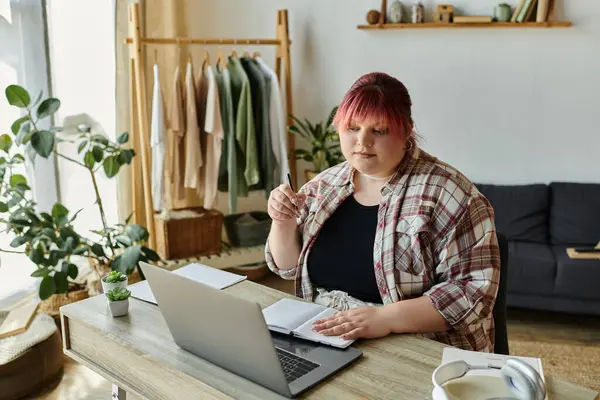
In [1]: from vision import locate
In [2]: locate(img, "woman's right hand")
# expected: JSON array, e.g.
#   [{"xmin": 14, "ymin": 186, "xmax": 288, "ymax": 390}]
[{"xmin": 268, "ymin": 184, "xmax": 306, "ymax": 224}]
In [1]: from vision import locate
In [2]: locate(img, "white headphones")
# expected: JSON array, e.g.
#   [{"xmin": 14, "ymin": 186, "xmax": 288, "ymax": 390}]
[{"xmin": 432, "ymin": 357, "xmax": 547, "ymax": 400}]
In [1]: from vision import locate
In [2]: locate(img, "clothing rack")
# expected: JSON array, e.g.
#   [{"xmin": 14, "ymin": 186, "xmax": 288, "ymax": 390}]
[{"xmin": 126, "ymin": 3, "xmax": 296, "ymax": 250}]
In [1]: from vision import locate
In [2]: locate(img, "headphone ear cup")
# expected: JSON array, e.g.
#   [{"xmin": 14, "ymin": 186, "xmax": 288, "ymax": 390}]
[{"xmin": 500, "ymin": 358, "xmax": 546, "ymax": 400}]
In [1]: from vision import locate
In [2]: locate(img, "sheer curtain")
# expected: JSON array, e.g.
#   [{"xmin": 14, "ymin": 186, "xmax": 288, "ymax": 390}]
[{"xmin": 0, "ymin": 0, "xmax": 58, "ymax": 308}]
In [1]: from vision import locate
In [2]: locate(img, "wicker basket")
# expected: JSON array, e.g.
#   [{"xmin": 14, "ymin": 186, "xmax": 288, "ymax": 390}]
[
  {"xmin": 38, "ymin": 288, "xmax": 90, "ymax": 317},
  {"xmin": 155, "ymin": 207, "xmax": 223, "ymax": 260}
]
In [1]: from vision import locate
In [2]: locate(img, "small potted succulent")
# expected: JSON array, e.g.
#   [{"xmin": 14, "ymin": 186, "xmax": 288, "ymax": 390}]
[
  {"xmin": 106, "ymin": 287, "xmax": 131, "ymax": 317},
  {"xmin": 101, "ymin": 270, "xmax": 128, "ymax": 294}
]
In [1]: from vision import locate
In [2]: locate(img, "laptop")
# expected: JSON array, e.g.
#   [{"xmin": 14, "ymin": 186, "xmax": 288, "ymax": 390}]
[{"xmin": 138, "ymin": 262, "xmax": 362, "ymax": 398}]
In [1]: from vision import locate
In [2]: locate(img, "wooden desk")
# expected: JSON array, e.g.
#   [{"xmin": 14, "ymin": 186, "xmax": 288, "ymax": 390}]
[{"xmin": 60, "ymin": 280, "xmax": 599, "ymax": 400}]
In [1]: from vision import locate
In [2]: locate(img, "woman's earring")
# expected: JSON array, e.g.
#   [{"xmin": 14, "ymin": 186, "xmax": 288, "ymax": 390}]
[{"xmin": 405, "ymin": 138, "xmax": 414, "ymax": 151}]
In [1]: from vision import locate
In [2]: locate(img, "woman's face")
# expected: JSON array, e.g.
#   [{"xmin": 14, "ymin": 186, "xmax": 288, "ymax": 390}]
[{"xmin": 339, "ymin": 117, "xmax": 408, "ymax": 178}]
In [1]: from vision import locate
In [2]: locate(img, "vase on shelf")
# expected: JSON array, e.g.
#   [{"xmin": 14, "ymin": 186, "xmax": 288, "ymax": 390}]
[
  {"xmin": 388, "ymin": 1, "xmax": 404, "ymax": 23},
  {"xmin": 494, "ymin": 3, "xmax": 512, "ymax": 22}
]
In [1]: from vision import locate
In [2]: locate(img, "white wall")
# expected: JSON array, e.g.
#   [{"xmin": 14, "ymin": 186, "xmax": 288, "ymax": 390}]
[{"xmin": 187, "ymin": 0, "xmax": 600, "ymax": 188}]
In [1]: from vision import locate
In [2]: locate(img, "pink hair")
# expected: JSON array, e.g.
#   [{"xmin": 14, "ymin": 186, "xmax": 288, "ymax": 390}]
[{"xmin": 332, "ymin": 72, "xmax": 414, "ymax": 139}]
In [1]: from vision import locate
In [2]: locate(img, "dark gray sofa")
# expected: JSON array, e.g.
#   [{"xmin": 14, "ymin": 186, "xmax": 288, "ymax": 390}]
[{"xmin": 474, "ymin": 182, "xmax": 600, "ymax": 316}]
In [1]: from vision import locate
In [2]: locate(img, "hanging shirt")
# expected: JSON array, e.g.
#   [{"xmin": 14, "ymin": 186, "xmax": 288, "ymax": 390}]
[
  {"xmin": 183, "ymin": 62, "xmax": 204, "ymax": 195},
  {"xmin": 203, "ymin": 65, "xmax": 224, "ymax": 210},
  {"xmin": 167, "ymin": 66, "xmax": 186, "ymax": 202},
  {"xmin": 150, "ymin": 64, "xmax": 166, "ymax": 211},
  {"xmin": 215, "ymin": 66, "xmax": 239, "ymax": 213},
  {"xmin": 256, "ymin": 57, "xmax": 289, "ymax": 185},
  {"xmin": 227, "ymin": 56, "xmax": 259, "ymax": 195},
  {"xmin": 241, "ymin": 58, "xmax": 278, "ymax": 195}
]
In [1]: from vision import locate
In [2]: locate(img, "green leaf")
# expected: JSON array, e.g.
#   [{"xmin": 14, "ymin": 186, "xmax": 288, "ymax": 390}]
[
  {"xmin": 77, "ymin": 140, "xmax": 88, "ymax": 154},
  {"xmin": 68, "ymin": 263, "xmax": 78, "ymax": 279},
  {"xmin": 11, "ymin": 116, "xmax": 30, "ymax": 135},
  {"xmin": 63, "ymin": 236, "xmax": 76, "ymax": 252},
  {"xmin": 112, "ymin": 244, "xmax": 141, "ymax": 274},
  {"xmin": 118, "ymin": 149, "xmax": 134, "ymax": 165},
  {"xmin": 49, "ymin": 249, "xmax": 66, "ymax": 266},
  {"xmin": 117, "ymin": 132, "xmax": 129, "ymax": 144},
  {"xmin": 15, "ymin": 123, "xmax": 32, "ymax": 145},
  {"xmin": 30, "ymin": 268, "xmax": 47, "ymax": 278},
  {"xmin": 11, "ymin": 154, "xmax": 25, "ymax": 163},
  {"xmin": 52, "ymin": 203, "xmax": 69, "ymax": 220},
  {"xmin": 115, "ymin": 234, "xmax": 132, "ymax": 247},
  {"xmin": 84, "ymin": 151, "xmax": 96, "ymax": 169},
  {"xmin": 30, "ymin": 130, "xmax": 55, "ymax": 158},
  {"xmin": 0, "ymin": 202, "xmax": 7, "ymax": 212},
  {"xmin": 59, "ymin": 227, "xmax": 80, "ymax": 247},
  {"xmin": 91, "ymin": 243, "xmax": 105, "ymax": 258},
  {"xmin": 10, "ymin": 235, "xmax": 28, "ymax": 247},
  {"xmin": 29, "ymin": 247, "xmax": 44, "ymax": 264},
  {"xmin": 54, "ymin": 271, "xmax": 68, "ymax": 294},
  {"xmin": 5, "ymin": 85, "xmax": 30, "ymax": 108},
  {"xmin": 41, "ymin": 212, "xmax": 53, "ymax": 223},
  {"xmin": 103, "ymin": 155, "xmax": 120, "ymax": 178},
  {"xmin": 125, "ymin": 224, "xmax": 148, "ymax": 242},
  {"xmin": 141, "ymin": 246, "xmax": 160, "ymax": 262},
  {"xmin": 39, "ymin": 276, "xmax": 56, "ymax": 300},
  {"xmin": 91, "ymin": 134, "xmax": 109, "ymax": 146},
  {"xmin": 36, "ymin": 98, "xmax": 61, "ymax": 119},
  {"xmin": 73, "ymin": 245, "xmax": 88, "ymax": 255},
  {"xmin": 9, "ymin": 174, "xmax": 27, "ymax": 187},
  {"xmin": 92, "ymin": 146, "xmax": 104, "ymax": 162},
  {"xmin": 69, "ymin": 208, "xmax": 83, "ymax": 223}
]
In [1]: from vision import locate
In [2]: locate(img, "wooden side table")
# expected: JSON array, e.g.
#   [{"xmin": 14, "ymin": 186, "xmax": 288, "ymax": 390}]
[{"xmin": 567, "ymin": 241, "xmax": 600, "ymax": 259}]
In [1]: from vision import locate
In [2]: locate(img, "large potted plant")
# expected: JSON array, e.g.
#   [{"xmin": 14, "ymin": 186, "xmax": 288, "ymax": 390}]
[
  {"xmin": 1, "ymin": 85, "xmax": 160, "ymax": 314},
  {"xmin": 289, "ymin": 106, "xmax": 344, "ymax": 182}
]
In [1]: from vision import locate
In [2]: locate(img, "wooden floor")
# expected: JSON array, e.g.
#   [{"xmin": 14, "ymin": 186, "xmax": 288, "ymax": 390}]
[{"xmin": 31, "ymin": 273, "xmax": 600, "ymax": 399}]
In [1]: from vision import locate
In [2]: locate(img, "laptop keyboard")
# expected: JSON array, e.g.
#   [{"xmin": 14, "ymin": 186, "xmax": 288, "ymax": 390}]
[{"xmin": 275, "ymin": 347, "xmax": 320, "ymax": 383}]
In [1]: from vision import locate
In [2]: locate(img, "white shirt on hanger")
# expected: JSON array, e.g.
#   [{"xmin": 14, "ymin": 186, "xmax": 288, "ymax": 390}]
[
  {"xmin": 256, "ymin": 57, "xmax": 289, "ymax": 184},
  {"xmin": 203, "ymin": 65, "xmax": 224, "ymax": 210},
  {"xmin": 150, "ymin": 63, "xmax": 166, "ymax": 211}
]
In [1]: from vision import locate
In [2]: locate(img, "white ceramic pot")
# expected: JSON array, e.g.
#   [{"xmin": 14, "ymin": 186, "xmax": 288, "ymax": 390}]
[
  {"xmin": 108, "ymin": 298, "xmax": 129, "ymax": 317},
  {"xmin": 388, "ymin": 1, "xmax": 404, "ymax": 23},
  {"xmin": 101, "ymin": 275, "xmax": 128, "ymax": 294}
]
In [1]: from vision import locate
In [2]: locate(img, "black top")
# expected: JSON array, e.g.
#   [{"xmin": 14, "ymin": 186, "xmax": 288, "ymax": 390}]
[{"xmin": 306, "ymin": 195, "xmax": 383, "ymax": 304}]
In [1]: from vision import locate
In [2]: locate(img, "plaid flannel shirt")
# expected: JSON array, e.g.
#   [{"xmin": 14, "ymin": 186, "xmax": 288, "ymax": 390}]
[{"xmin": 265, "ymin": 147, "xmax": 500, "ymax": 352}]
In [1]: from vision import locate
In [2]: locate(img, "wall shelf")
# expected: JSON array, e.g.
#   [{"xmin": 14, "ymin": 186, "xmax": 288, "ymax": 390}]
[{"xmin": 357, "ymin": 21, "xmax": 572, "ymax": 29}]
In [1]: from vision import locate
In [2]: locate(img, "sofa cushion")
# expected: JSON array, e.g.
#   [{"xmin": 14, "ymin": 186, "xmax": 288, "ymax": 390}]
[
  {"xmin": 549, "ymin": 182, "xmax": 600, "ymax": 246},
  {"xmin": 475, "ymin": 183, "xmax": 550, "ymax": 243},
  {"xmin": 552, "ymin": 246, "xmax": 600, "ymax": 300},
  {"xmin": 506, "ymin": 242, "xmax": 556, "ymax": 295}
]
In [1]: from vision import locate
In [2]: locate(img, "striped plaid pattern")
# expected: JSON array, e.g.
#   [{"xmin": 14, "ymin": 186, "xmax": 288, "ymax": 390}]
[{"xmin": 265, "ymin": 147, "xmax": 500, "ymax": 352}]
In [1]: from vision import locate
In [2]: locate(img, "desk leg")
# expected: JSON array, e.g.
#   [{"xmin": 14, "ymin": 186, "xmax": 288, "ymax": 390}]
[{"xmin": 112, "ymin": 384, "xmax": 127, "ymax": 400}]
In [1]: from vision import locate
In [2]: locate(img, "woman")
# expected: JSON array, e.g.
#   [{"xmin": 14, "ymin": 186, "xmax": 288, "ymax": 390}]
[{"xmin": 265, "ymin": 72, "xmax": 500, "ymax": 353}]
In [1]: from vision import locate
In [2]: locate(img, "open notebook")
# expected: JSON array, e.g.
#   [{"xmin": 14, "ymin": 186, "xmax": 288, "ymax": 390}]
[
  {"xmin": 130, "ymin": 263, "xmax": 246, "ymax": 304},
  {"xmin": 262, "ymin": 298, "xmax": 355, "ymax": 349}
]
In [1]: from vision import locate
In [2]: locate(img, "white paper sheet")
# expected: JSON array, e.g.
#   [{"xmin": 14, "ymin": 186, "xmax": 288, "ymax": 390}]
[{"xmin": 129, "ymin": 263, "xmax": 247, "ymax": 305}]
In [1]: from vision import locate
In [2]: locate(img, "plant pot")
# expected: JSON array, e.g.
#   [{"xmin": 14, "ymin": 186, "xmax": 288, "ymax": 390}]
[
  {"xmin": 223, "ymin": 212, "xmax": 272, "ymax": 248},
  {"xmin": 108, "ymin": 298, "xmax": 129, "ymax": 317},
  {"xmin": 101, "ymin": 275, "xmax": 128, "ymax": 294},
  {"xmin": 226, "ymin": 263, "xmax": 269, "ymax": 281},
  {"xmin": 39, "ymin": 288, "xmax": 90, "ymax": 317},
  {"xmin": 304, "ymin": 170, "xmax": 318, "ymax": 182}
]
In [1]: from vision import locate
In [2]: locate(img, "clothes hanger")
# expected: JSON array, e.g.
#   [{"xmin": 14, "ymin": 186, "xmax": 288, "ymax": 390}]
[
  {"xmin": 231, "ymin": 39, "xmax": 238, "ymax": 57},
  {"xmin": 242, "ymin": 40, "xmax": 250, "ymax": 58},
  {"xmin": 154, "ymin": 48, "xmax": 158, "ymax": 64},
  {"xmin": 201, "ymin": 46, "xmax": 210, "ymax": 71},
  {"xmin": 216, "ymin": 39, "xmax": 226, "ymax": 70},
  {"xmin": 187, "ymin": 51, "xmax": 193, "ymax": 65},
  {"xmin": 253, "ymin": 40, "xmax": 261, "ymax": 58}
]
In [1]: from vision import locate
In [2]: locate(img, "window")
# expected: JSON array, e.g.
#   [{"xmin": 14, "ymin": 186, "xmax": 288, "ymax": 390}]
[{"xmin": 0, "ymin": 0, "xmax": 57, "ymax": 308}]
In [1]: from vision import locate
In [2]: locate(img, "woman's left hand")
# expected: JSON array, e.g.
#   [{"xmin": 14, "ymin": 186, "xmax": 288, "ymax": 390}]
[{"xmin": 311, "ymin": 306, "xmax": 393, "ymax": 340}]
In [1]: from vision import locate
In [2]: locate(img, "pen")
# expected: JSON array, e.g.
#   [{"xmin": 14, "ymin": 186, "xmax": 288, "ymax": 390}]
[
  {"xmin": 286, "ymin": 173, "xmax": 295, "ymax": 192},
  {"xmin": 287, "ymin": 173, "xmax": 298, "ymax": 215}
]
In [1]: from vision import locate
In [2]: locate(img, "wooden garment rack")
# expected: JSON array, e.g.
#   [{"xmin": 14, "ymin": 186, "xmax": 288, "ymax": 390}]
[{"xmin": 125, "ymin": 3, "xmax": 296, "ymax": 250}]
